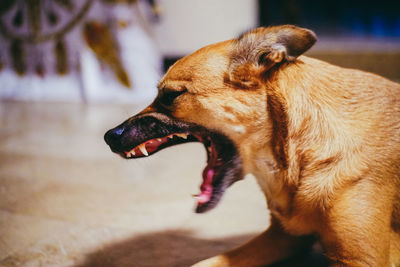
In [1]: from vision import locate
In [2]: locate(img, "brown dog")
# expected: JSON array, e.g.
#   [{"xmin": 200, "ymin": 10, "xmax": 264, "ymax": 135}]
[{"xmin": 104, "ymin": 25, "xmax": 400, "ymax": 266}]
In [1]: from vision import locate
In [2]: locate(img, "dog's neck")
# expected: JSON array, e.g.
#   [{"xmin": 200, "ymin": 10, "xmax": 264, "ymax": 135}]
[
  {"xmin": 249, "ymin": 56, "xmax": 380, "ymax": 211},
  {"xmin": 240, "ymin": 57, "xmax": 347, "ymax": 210},
  {"xmin": 239, "ymin": 133, "xmax": 283, "ymax": 198}
]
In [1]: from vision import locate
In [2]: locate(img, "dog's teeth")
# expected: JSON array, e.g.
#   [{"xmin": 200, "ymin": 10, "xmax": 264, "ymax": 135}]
[
  {"xmin": 138, "ymin": 144, "xmax": 149, "ymax": 156},
  {"xmin": 131, "ymin": 150, "xmax": 135, "ymax": 156},
  {"xmin": 168, "ymin": 135, "xmax": 174, "ymax": 139},
  {"xmin": 176, "ymin": 133, "xmax": 188, "ymax": 139},
  {"xmin": 125, "ymin": 151, "xmax": 131, "ymax": 158}
]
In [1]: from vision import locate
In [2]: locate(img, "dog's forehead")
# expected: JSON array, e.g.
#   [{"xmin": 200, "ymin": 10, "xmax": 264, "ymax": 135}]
[{"xmin": 159, "ymin": 40, "xmax": 232, "ymax": 88}]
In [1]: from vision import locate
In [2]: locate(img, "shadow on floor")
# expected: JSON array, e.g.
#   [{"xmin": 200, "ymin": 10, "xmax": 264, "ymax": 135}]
[{"xmin": 75, "ymin": 229, "xmax": 329, "ymax": 267}]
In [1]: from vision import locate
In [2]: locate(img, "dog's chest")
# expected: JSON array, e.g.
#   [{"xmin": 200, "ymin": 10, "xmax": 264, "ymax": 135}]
[{"xmin": 253, "ymin": 170, "xmax": 319, "ymax": 235}]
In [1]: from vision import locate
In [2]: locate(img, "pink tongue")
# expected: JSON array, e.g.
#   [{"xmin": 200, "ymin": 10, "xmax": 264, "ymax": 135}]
[{"xmin": 197, "ymin": 168, "xmax": 214, "ymax": 204}]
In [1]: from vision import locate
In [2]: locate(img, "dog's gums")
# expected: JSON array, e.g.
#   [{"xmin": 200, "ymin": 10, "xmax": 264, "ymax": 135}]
[
  {"xmin": 123, "ymin": 133, "xmax": 189, "ymax": 157},
  {"xmin": 104, "ymin": 115, "xmax": 243, "ymax": 213}
]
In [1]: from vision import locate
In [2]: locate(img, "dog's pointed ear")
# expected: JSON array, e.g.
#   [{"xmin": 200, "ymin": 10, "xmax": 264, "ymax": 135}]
[{"xmin": 229, "ymin": 25, "xmax": 317, "ymax": 74}]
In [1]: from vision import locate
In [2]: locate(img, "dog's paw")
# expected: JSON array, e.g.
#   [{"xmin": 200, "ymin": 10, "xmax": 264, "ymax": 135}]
[{"xmin": 192, "ymin": 255, "xmax": 230, "ymax": 267}]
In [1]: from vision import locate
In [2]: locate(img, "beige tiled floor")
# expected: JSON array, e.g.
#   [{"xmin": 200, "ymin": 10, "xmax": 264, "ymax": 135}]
[{"xmin": 0, "ymin": 101, "xmax": 269, "ymax": 267}]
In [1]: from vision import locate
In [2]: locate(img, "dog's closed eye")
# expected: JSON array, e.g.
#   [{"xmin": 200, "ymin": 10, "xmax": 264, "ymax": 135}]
[{"xmin": 159, "ymin": 88, "xmax": 187, "ymax": 106}]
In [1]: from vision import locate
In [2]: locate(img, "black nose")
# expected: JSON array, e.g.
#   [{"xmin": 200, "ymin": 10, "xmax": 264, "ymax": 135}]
[{"xmin": 104, "ymin": 126, "xmax": 125, "ymax": 151}]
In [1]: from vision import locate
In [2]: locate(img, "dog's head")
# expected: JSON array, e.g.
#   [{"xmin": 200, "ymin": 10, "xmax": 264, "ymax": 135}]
[{"xmin": 104, "ymin": 25, "xmax": 316, "ymax": 213}]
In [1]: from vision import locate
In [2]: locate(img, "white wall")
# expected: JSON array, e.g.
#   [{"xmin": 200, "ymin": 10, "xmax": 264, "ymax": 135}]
[{"xmin": 154, "ymin": 0, "xmax": 258, "ymax": 56}]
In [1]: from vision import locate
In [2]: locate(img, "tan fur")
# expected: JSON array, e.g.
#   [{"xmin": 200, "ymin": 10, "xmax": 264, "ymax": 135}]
[{"xmin": 153, "ymin": 26, "xmax": 400, "ymax": 266}]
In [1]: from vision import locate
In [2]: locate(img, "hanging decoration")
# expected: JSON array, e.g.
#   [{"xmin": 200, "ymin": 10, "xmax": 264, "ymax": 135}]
[
  {"xmin": 0, "ymin": 0, "xmax": 159, "ymax": 88},
  {"xmin": 83, "ymin": 21, "xmax": 131, "ymax": 87}
]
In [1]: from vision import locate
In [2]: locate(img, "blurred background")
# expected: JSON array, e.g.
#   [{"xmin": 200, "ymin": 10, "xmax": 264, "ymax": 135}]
[
  {"xmin": 0, "ymin": 1, "xmax": 399, "ymax": 266},
  {"xmin": 0, "ymin": 0, "xmax": 399, "ymax": 103}
]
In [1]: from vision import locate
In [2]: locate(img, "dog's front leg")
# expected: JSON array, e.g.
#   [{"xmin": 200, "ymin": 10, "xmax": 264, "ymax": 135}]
[
  {"xmin": 192, "ymin": 217, "xmax": 314, "ymax": 267},
  {"xmin": 320, "ymin": 179, "xmax": 393, "ymax": 267}
]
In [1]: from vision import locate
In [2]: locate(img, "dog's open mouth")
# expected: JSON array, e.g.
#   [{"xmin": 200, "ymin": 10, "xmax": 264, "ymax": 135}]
[{"xmin": 104, "ymin": 114, "xmax": 243, "ymax": 213}]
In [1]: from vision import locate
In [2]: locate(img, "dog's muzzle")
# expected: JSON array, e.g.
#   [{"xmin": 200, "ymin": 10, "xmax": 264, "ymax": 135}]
[{"xmin": 104, "ymin": 112, "xmax": 243, "ymax": 213}]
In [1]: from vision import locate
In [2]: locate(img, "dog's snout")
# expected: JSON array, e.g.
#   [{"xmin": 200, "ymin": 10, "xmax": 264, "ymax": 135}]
[{"xmin": 104, "ymin": 126, "xmax": 125, "ymax": 151}]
